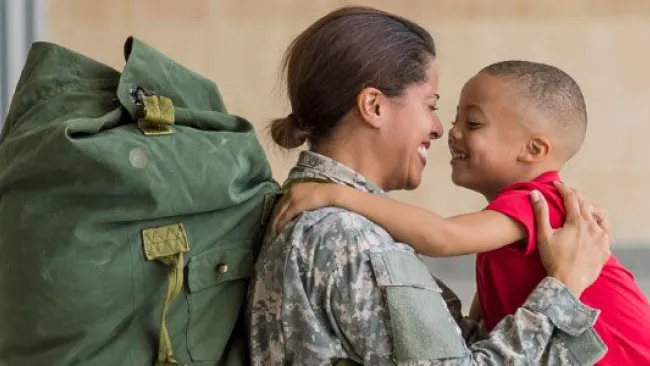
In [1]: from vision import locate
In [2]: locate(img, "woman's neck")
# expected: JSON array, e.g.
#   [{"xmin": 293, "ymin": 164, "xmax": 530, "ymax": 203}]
[{"xmin": 311, "ymin": 142, "xmax": 389, "ymax": 191}]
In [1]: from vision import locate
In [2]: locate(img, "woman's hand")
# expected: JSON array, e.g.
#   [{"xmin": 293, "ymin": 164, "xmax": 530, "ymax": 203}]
[
  {"xmin": 270, "ymin": 183, "xmax": 342, "ymax": 236},
  {"xmin": 532, "ymin": 181, "xmax": 611, "ymax": 297}
]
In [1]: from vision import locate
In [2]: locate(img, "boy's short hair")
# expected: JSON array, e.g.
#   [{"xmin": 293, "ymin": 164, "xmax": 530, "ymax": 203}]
[{"xmin": 480, "ymin": 60, "xmax": 587, "ymax": 160}]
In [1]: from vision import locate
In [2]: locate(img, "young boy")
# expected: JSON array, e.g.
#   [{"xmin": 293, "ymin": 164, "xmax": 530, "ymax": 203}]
[{"xmin": 271, "ymin": 61, "xmax": 650, "ymax": 365}]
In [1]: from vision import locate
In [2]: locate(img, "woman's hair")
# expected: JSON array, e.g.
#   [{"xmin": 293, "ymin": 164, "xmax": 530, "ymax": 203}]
[{"xmin": 269, "ymin": 6, "xmax": 436, "ymax": 149}]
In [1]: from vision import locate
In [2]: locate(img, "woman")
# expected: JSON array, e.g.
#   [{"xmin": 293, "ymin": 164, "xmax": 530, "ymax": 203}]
[{"xmin": 247, "ymin": 6, "xmax": 610, "ymax": 365}]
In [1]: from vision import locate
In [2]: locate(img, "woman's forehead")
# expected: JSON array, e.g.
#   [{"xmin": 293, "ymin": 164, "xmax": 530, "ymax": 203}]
[{"xmin": 408, "ymin": 66, "xmax": 440, "ymax": 100}]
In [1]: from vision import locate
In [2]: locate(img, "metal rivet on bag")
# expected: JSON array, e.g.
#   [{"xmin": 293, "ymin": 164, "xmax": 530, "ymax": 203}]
[
  {"xmin": 216, "ymin": 263, "xmax": 229, "ymax": 274},
  {"xmin": 129, "ymin": 147, "xmax": 149, "ymax": 169}
]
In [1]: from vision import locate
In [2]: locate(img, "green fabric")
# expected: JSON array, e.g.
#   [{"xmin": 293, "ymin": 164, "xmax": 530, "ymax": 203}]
[{"xmin": 0, "ymin": 37, "xmax": 279, "ymax": 366}]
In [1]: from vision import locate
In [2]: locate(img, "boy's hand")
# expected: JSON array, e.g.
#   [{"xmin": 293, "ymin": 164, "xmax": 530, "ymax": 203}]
[{"xmin": 271, "ymin": 183, "xmax": 341, "ymax": 236}]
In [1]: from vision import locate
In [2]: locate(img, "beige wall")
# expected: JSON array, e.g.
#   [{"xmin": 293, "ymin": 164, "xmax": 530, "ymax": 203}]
[{"xmin": 46, "ymin": 0, "xmax": 650, "ymax": 245}]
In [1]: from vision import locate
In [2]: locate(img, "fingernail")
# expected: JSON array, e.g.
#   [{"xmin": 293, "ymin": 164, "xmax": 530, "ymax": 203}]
[{"xmin": 530, "ymin": 190, "xmax": 541, "ymax": 202}]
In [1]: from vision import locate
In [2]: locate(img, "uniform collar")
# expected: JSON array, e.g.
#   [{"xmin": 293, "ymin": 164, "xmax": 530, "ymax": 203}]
[{"xmin": 287, "ymin": 151, "xmax": 386, "ymax": 195}]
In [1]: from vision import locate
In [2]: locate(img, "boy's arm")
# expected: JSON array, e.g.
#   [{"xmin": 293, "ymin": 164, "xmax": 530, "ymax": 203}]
[{"xmin": 333, "ymin": 186, "xmax": 525, "ymax": 256}]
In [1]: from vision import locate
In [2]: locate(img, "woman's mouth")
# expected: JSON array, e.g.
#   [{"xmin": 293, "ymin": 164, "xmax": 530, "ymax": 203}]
[{"xmin": 418, "ymin": 144, "xmax": 429, "ymax": 165}]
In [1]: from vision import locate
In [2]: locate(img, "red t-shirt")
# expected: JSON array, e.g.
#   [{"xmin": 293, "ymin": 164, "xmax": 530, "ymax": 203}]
[{"xmin": 479, "ymin": 171, "xmax": 650, "ymax": 365}]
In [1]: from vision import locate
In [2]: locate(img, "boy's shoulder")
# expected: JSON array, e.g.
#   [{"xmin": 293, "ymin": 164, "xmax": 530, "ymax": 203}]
[
  {"xmin": 491, "ymin": 171, "xmax": 564, "ymax": 212},
  {"xmin": 485, "ymin": 173, "xmax": 566, "ymax": 254}
]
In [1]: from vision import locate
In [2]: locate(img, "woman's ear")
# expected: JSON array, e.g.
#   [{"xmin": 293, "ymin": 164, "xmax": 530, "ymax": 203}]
[
  {"xmin": 356, "ymin": 87, "xmax": 384, "ymax": 129},
  {"xmin": 518, "ymin": 134, "xmax": 551, "ymax": 163}
]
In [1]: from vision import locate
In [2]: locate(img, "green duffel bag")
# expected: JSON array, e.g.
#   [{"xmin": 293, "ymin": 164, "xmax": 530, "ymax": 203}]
[{"xmin": 0, "ymin": 37, "xmax": 279, "ymax": 366}]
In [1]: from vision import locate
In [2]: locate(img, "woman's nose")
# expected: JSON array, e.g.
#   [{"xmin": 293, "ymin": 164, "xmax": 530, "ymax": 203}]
[{"xmin": 431, "ymin": 116, "xmax": 443, "ymax": 139}]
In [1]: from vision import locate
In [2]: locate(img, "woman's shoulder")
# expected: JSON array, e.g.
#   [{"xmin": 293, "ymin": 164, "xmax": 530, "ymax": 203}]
[
  {"xmin": 262, "ymin": 207, "xmax": 418, "ymax": 292},
  {"xmin": 304, "ymin": 206, "xmax": 379, "ymax": 228},
  {"xmin": 286, "ymin": 207, "xmax": 411, "ymax": 254}
]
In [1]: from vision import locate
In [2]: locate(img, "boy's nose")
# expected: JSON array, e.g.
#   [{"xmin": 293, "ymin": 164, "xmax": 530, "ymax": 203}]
[{"xmin": 448, "ymin": 125, "xmax": 462, "ymax": 141}]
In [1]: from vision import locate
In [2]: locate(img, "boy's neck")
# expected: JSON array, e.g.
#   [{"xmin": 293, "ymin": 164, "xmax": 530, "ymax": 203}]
[{"xmin": 481, "ymin": 162, "xmax": 562, "ymax": 202}]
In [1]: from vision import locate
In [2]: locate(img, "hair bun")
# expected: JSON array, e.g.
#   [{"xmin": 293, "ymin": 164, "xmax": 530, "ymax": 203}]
[{"xmin": 269, "ymin": 114, "xmax": 309, "ymax": 149}]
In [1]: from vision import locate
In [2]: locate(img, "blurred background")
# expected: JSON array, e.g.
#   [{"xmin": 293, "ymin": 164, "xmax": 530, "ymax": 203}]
[{"xmin": 1, "ymin": 0, "xmax": 648, "ymax": 306}]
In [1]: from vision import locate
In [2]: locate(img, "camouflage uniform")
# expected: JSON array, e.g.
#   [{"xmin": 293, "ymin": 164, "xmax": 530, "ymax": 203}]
[{"xmin": 248, "ymin": 151, "xmax": 607, "ymax": 365}]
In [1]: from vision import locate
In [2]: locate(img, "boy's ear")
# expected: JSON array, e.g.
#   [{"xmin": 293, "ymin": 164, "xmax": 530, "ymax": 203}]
[{"xmin": 518, "ymin": 134, "xmax": 551, "ymax": 163}]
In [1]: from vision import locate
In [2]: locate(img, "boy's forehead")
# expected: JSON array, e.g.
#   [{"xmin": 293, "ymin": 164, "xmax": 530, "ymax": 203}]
[
  {"xmin": 459, "ymin": 73, "xmax": 520, "ymax": 108},
  {"xmin": 457, "ymin": 73, "xmax": 534, "ymax": 128}
]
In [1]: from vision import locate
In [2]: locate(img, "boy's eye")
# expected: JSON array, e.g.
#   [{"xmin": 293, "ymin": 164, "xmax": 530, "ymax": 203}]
[
  {"xmin": 429, "ymin": 105, "xmax": 439, "ymax": 112},
  {"xmin": 467, "ymin": 121, "xmax": 481, "ymax": 129}
]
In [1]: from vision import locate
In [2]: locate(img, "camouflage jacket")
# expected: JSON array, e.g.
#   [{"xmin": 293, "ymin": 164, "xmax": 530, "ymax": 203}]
[{"xmin": 247, "ymin": 151, "xmax": 607, "ymax": 365}]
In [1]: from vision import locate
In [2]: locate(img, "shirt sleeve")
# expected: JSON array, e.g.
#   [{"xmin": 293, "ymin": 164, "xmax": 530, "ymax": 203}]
[
  {"xmin": 485, "ymin": 190, "xmax": 537, "ymax": 254},
  {"xmin": 324, "ymin": 229, "xmax": 606, "ymax": 365}
]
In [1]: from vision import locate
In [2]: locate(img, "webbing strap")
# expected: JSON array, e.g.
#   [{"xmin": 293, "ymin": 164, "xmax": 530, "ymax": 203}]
[
  {"xmin": 262, "ymin": 176, "xmax": 336, "ymax": 226},
  {"xmin": 281, "ymin": 176, "xmax": 335, "ymax": 191},
  {"xmin": 333, "ymin": 359, "xmax": 361, "ymax": 366},
  {"xmin": 259, "ymin": 177, "xmax": 334, "ymax": 228},
  {"xmin": 137, "ymin": 93, "xmax": 175, "ymax": 136},
  {"xmin": 142, "ymin": 223, "xmax": 190, "ymax": 366},
  {"xmin": 261, "ymin": 193, "xmax": 279, "ymax": 227}
]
